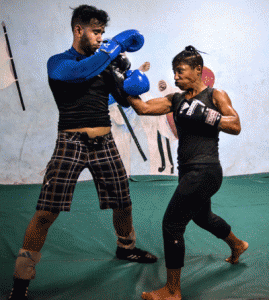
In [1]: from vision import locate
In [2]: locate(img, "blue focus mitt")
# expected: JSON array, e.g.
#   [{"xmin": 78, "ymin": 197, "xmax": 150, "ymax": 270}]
[
  {"xmin": 112, "ymin": 29, "xmax": 144, "ymax": 53},
  {"xmin": 123, "ymin": 69, "xmax": 150, "ymax": 96}
]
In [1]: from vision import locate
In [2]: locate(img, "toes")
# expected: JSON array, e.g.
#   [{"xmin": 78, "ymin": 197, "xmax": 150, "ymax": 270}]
[
  {"xmin": 141, "ymin": 292, "xmax": 154, "ymax": 300},
  {"xmin": 225, "ymin": 257, "xmax": 239, "ymax": 264}
]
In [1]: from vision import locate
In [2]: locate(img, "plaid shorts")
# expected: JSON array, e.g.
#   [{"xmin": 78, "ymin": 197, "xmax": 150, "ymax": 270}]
[{"xmin": 36, "ymin": 131, "xmax": 131, "ymax": 212}]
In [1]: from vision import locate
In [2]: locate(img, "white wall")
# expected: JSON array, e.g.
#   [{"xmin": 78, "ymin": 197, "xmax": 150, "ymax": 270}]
[{"xmin": 0, "ymin": 0, "xmax": 268, "ymax": 184}]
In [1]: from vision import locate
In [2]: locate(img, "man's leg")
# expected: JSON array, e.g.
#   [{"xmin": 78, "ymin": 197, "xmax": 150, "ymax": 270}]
[
  {"xmin": 87, "ymin": 132, "xmax": 158, "ymax": 263},
  {"xmin": 22, "ymin": 210, "xmax": 59, "ymax": 252},
  {"xmin": 9, "ymin": 131, "xmax": 87, "ymax": 299},
  {"xmin": 113, "ymin": 205, "xmax": 133, "ymax": 244},
  {"xmin": 113, "ymin": 205, "xmax": 157, "ymax": 263},
  {"xmin": 9, "ymin": 210, "xmax": 59, "ymax": 300}
]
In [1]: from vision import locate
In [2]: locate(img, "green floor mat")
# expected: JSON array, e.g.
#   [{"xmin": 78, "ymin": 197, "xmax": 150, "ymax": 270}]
[{"xmin": 0, "ymin": 174, "xmax": 268, "ymax": 299}]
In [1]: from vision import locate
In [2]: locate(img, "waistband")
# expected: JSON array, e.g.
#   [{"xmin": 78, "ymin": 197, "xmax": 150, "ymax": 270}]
[
  {"xmin": 178, "ymin": 163, "xmax": 222, "ymax": 172},
  {"xmin": 58, "ymin": 131, "xmax": 113, "ymax": 145}
]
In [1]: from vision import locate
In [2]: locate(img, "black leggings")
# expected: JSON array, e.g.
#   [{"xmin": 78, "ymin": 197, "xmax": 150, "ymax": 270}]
[{"xmin": 162, "ymin": 164, "xmax": 231, "ymax": 269}]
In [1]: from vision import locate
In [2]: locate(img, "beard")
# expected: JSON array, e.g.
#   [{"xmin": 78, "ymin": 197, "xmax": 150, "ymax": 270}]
[{"xmin": 79, "ymin": 33, "xmax": 94, "ymax": 56}]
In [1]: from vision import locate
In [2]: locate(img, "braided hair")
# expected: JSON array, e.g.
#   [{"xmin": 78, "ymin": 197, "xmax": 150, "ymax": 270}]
[{"xmin": 172, "ymin": 45, "xmax": 207, "ymax": 70}]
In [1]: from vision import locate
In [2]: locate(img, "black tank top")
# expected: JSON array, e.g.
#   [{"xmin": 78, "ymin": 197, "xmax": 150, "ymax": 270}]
[{"xmin": 172, "ymin": 87, "xmax": 220, "ymax": 166}]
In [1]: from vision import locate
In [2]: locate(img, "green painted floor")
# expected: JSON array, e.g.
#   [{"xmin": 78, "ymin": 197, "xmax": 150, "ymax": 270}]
[{"xmin": 1, "ymin": 174, "xmax": 269, "ymax": 300}]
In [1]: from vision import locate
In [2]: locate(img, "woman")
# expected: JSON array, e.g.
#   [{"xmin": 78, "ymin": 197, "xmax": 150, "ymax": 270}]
[{"xmin": 127, "ymin": 46, "xmax": 249, "ymax": 300}]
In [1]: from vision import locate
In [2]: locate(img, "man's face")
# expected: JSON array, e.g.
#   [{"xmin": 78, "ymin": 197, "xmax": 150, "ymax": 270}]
[
  {"xmin": 173, "ymin": 62, "xmax": 200, "ymax": 90},
  {"xmin": 78, "ymin": 19, "xmax": 105, "ymax": 56}
]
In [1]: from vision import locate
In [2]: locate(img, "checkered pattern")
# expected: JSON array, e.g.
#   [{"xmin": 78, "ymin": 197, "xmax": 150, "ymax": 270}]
[{"xmin": 36, "ymin": 131, "xmax": 131, "ymax": 212}]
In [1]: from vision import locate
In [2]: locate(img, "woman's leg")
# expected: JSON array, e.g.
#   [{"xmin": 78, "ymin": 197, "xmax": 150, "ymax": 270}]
[
  {"xmin": 223, "ymin": 231, "xmax": 249, "ymax": 264},
  {"xmin": 162, "ymin": 165, "xmax": 224, "ymax": 269},
  {"xmin": 142, "ymin": 269, "xmax": 182, "ymax": 300},
  {"xmin": 192, "ymin": 165, "xmax": 248, "ymax": 264},
  {"xmin": 142, "ymin": 165, "xmax": 220, "ymax": 299},
  {"xmin": 193, "ymin": 204, "xmax": 249, "ymax": 264},
  {"xmin": 192, "ymin": 199, "xmax": 231, "ymax": 240}
]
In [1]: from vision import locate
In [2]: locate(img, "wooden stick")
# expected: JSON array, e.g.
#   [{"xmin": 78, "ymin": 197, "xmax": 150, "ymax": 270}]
[{"xmin": 1, "ymin": 21, "xmax": 25, "ymax": 111}]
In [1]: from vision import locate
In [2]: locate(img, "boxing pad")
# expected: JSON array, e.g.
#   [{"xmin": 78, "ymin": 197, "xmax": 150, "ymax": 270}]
[
  {"xmin": 123, "ymin": 69, "xmax": 150, "ymax": 96},
  {"xmin": 108, "ymin": 54, "xmax": 132, "ymax": 108},
  {"xmin": 110, "ymin": 54, "xmax": 131, "ymax": 72},
  {"xmin": 112, "ymin": 29, "xmax": 144, "ymax": 53}
]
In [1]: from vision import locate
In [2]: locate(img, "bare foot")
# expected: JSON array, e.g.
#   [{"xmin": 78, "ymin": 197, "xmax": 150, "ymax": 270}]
[
  {"xmin": 226, "ymin": 241, "xmax": 249, "ymax": 264},
  {"xmin": 141, "ymin": 285, "xmax": 182, "ymax": 300},
  {"xmin": 139, "ymin": 62, "xmax": 150, "ymax": 72}
]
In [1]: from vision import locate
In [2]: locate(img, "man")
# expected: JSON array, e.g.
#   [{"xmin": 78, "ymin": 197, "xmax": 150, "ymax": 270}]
[
  {"xmin": 125, "ymin": 46, "xmax": 249, "ymax": 300},
  {"xmin": 8, "ymin": 5, "xmax": 157, "ymax": 300}
]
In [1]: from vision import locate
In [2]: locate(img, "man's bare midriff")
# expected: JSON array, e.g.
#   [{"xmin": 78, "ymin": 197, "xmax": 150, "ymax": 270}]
[{"xmin": 64, "ymin": 126, "xmax": 111, "ymax": 138}]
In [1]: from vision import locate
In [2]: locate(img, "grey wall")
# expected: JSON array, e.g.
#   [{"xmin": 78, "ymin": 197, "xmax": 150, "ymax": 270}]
[{"xmin": 0, "ymin": 0, "xmax": 268, "ymax": 184}]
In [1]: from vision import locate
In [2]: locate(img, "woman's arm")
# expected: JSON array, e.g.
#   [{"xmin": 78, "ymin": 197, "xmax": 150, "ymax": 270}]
[
  {"xmin": 213, "ymin": 89, "xmax": 241, "ymax": 135},
  {"xmin": 127, "ymin": 93, "xmax": 174, "ymax": 115}
]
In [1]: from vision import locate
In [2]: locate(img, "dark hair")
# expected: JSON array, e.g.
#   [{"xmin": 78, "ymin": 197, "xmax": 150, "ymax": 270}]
[
  {"xmin": 71, "ymin": 5, "xmax": 110, "ymax": 31},
  {"xmin": 172, "ymin": 45, "xmax": 207, "ymax": 70}
]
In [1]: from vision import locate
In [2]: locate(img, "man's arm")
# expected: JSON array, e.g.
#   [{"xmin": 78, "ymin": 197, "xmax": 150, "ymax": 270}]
[
  {"xmin": 127, "ymin": 94, "xmax": 174, "ymax": 115},
  {"xmin": 47, "ymin": 50, "xmax": 117, "ymax": 83},
  {"xmin": 48, "ymin": 30, "xmax": 145, "ymax": 83},
  {"xmin": 213, "ymin": 89, "xmax": 241, "ymax": 135}
]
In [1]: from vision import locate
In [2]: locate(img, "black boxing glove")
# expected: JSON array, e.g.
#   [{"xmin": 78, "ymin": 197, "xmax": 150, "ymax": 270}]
[
  {"xmin": 176, "ymin": 97, "xmax": 222, "ymax": 128},
  {"xmin": 111, "ymin": 54, "xmax": 131, "ymax": 72},
  {"xmin": 108, "ymin": 54, "xmax": 131, "ymax": 108}
]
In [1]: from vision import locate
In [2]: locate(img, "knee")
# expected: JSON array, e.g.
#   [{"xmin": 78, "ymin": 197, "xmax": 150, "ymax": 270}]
[
  {"xmin": 162, "ymin": 216, "xmax": 186, "ymax": 236},
  {"xmin": 193, "ymin": 212, "xmax": 217, "ymax": 228}
]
